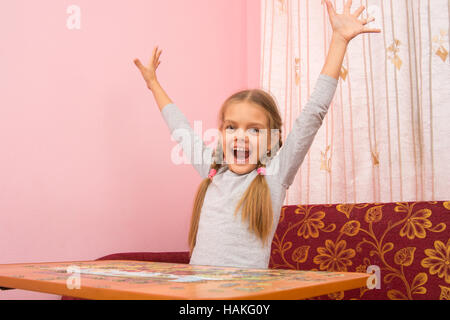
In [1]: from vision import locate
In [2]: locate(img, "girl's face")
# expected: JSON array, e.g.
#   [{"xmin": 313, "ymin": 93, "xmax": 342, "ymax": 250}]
[{"xmin": 221, "ymin": 102, "xmax": 271, "ymax": 175}]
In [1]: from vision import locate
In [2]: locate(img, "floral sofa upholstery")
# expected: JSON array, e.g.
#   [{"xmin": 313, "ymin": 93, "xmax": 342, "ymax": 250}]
[
  {"xmin": 270, "ymin": 201, "xmax": 449, "ymax": 300},
  {"xmin": 62, "ymin": 201, "xmax": 449, "ymax": 300}
]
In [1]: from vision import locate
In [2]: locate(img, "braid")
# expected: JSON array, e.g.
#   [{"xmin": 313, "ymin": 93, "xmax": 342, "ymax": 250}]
[
  {"xmin": 234, "ymin": 159, "xmax": 273, "ymax": 246},
  {"xmin": 188, "ymin": 142, "xmax": 223, "ymax": 255}
]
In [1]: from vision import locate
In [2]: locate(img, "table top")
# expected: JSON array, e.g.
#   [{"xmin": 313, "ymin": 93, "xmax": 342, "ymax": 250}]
[{"xmin": 0, "ymin": 260, "xmax": 370, "ymax": 300}]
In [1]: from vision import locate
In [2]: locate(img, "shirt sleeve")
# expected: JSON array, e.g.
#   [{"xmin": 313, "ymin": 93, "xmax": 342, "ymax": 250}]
[
  {"xmin": 268, "ymin": 74, "xmax": 338, "ymax": 189},
  {"xmin": 160, "ymin": 103, "xmax": 213, "ymax": 179}
]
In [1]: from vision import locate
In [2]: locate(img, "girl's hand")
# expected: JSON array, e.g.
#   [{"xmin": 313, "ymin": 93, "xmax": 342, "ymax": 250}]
[
  {"xmin": 134, "ymin": 46, "xmax": 162, "ymax": 91},
  {"xmin": 324, "ymin": 0, "xmax": 381, "ymax": 45}
]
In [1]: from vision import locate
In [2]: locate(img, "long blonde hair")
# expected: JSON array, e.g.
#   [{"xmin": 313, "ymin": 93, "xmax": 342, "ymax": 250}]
[{"xmin": 188, "ymin": 89, "xmax": 283, "ymax": 256}]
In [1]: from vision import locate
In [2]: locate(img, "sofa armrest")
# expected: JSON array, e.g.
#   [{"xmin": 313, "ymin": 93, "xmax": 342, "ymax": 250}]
[{"xmin": 95, "ymin": 251, "xmax": 190, "ymax": 264}]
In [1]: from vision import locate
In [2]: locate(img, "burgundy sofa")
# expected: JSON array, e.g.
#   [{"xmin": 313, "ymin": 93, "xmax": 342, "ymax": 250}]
[{"xmin": 62, "ymin": 201, "xmax": 450, "ymax": 300}]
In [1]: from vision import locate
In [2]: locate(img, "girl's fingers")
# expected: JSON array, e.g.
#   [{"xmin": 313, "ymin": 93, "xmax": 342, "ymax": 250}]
[
  {"xmin": 155, "ymin": 49, "xmax": 162, "ymax": 65},
  {"xmin": 134, "ymin": 58, "xmax": 145, "ymax": 72},
  {"xmin": 362, "ymin": 27, "xmax": 381, "ymax": 33},
  {"xmin": 360, "ymin": 16, "xmax": 375, "ymax": 25},
  {"xmin": 150, "ymin": 46, "xmax": 158, "ymax": 66},
  {"xmin": 324, "ymin": 0, "xmax": 336, "ymax": 18},
  {"xmin": 353, "ymin": 5, "xmax": 365, "ymax": 18},
  {"xmin": 344, "ymin": 0, "xmax": 352, "ymax": 13}
]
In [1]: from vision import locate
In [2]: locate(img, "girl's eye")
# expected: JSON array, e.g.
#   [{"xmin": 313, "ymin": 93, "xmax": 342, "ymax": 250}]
[
  {"xmin": 225, "ymin": 125, "xmax": 235, "ymax": 132},
  {"xmin": 248, "ymin": 128, "xmax": 260, "ymax": 135}
]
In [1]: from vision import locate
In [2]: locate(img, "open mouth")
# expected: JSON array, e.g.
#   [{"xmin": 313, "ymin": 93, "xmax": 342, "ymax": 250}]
[{"xmin": 232, "ymin": 146, "xmax": 251, "ymax": 164}]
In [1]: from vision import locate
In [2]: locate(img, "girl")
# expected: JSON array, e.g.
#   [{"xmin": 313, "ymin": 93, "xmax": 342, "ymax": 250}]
[{"xmin": 134, "ymin": 0, "xmax": 380, "ymax": 269}]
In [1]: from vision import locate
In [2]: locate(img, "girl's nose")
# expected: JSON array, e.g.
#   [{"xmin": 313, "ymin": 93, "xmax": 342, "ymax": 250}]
[{"xmin": 234, "ymin": 128, "xmax": 247, "ymax": 141}]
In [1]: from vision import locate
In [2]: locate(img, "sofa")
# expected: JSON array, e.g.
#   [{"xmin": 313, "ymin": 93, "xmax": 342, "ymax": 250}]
[{"xmin": 62, "ymin": 201, "xmax": 450, "ymax": 300}]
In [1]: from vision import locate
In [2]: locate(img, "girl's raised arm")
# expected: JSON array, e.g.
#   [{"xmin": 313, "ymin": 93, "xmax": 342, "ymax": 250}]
[
  {"xmin": 321, "ymin": 0, "xmax": 380, "ymax": 80},
  {"xmin": 134, "ymin": 46, "xmax": 173, "ymax": 111},
  {"xmin": 271, "ymin": 0, "xmax": 380, "ymax": 188},
  {"xmin": 134, "ymin": 47, "xmax": 213, "ymax": 178}
]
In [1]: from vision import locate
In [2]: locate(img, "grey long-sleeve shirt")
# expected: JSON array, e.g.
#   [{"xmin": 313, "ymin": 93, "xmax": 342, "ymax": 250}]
[{"xmin": 161, "ymin": 74, "xmax": 338, "ymax": 269}]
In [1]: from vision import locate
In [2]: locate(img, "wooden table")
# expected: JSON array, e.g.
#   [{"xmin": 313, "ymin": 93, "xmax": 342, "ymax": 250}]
[{"xmin": 0, "ymin": 260, "xmax": 370, "ymax": 300}]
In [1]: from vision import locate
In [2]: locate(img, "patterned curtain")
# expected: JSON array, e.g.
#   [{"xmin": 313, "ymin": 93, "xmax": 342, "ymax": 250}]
[{"xmin": 260, "ymin": 0, "xmax": 450, "ymax": 205}]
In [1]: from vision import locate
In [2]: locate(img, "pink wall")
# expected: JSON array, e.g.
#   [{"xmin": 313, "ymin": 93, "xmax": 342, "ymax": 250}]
[{"xmin": 0, "ymin": 0, "xmax": 260, "ymax": 299}]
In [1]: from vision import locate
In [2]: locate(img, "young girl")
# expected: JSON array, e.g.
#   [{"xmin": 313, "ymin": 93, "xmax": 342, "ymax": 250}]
[{"xmin": 134, "ymin": 0, "xmax": 380, "ymax": 269}]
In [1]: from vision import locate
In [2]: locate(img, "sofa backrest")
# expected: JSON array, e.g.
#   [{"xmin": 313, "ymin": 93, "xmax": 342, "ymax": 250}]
[{"xmin": 269, "ymin": 201, "xmax": 450, "ymax": 300}]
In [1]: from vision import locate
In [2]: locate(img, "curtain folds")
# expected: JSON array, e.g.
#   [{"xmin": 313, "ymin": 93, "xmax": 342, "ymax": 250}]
[{"xmin": 261, "ymin": 0, "xmax": 450, "ymax": 204}]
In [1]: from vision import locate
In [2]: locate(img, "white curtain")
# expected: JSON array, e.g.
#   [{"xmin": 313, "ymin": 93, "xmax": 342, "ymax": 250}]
[{"xmin": 260, "ymin": 0, "xmax": 450, "ymax": 205}]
